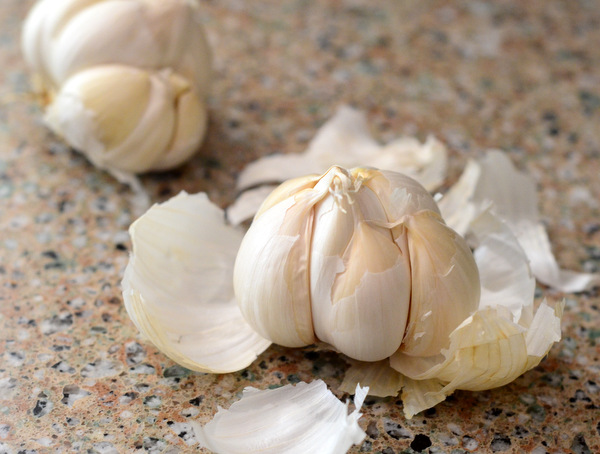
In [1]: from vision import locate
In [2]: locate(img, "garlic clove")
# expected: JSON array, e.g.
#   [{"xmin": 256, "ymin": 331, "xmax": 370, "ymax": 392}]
[
  {"xmin": 192, "ymin": 380, "xmax": 368, "ymax": 454},
  {"xmin": 149, "ymin": 72, "xmax": 208, "ymax": 171},
  {"xmin": 122, "ymin": 192, "xmax": 271, "ymax": 373},
  {"xmin": 44, "ymin": 65, "xmax": 206, "ymax": 175},
  {"xmin": 390, "ymin": 210, "xmax": 563, "ymax": 418},
  {"xmin": 399, "ymin": 210, "xmax": 480, "ymax": 358},
  {"xmin": 233, "ymin": 187, "xmax": 323, "ymax": 348},
  {"xmin": 309, "ymin": 187, "xmax": 411, "ymax": 362},
  {"xmin": 439, "ymin": 150, "xmax": 600, "ymax": 292}
]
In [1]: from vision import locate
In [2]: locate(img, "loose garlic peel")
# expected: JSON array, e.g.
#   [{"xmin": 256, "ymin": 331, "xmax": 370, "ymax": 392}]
[
  {"xmin": 44, "ymin": 65, "xmax": 207, "ymax": 175},
  {"xmin": 122, "ymin": 192, "xmax": 270, "ymax": 373},
  {"xmin": 192, "ymin": 381, "xmax": 368, "ymax": 454},
  {"xmin": 234, "ymin": 166, "xmax": 480, "ymax": 362}
]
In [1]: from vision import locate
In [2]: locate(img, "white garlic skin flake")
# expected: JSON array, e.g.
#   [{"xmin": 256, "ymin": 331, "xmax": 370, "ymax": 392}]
[{"xmin": 234, "ymin": 166, "xmax": 480, "ymax": 363}]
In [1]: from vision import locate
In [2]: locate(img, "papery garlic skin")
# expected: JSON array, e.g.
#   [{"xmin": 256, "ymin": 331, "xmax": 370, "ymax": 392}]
[
  {"xmin": 44, "ymin": 65, "xmax": 207, "ymax": 175},
  {"xmin": 21, "ymin": 0, "xmax": 211, "ymax": 96},
  {"xmin": 234, "ymin": 166, "xmax": 480, "ymax": 362}
]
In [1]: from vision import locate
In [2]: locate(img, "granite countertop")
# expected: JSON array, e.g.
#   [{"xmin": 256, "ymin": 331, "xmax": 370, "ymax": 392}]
[{"xmin": 1, "ymin": 0, "xmax": 599, "ymax": 453}]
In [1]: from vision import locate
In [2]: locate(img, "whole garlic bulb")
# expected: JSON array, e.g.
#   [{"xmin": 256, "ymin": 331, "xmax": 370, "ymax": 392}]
[
  {"xmin": 21, "ymin": 0, "xmax": 211, "ymax": 96},
  {"xmin": 233, "ymin": 166, "xmax": 481, "ymax": 362},
  {"xmin": 45, "ymin": 65, "xmax": 207, "ymax": 175}
]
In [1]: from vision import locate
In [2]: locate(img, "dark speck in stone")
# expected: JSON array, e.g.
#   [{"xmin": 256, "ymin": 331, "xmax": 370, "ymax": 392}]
[
  {"xmin": 411, "ymin": 434, "xmax": 432, "ymax": 452},
  {"xmin": 527, "ymin": 404, "xmax": 546, "ymax": 422},
  {"xmin": 41, "ymin": 250, "xmax": 58, "ymax": 260},
  {"xmin": 381, "ymin": 448, "xmax": 395, "ymax": 454},
  {"xmin": 570, "ymin": 389, "xmax": 592, "ymax": 402},
  {"xmin": 90, "ymin": 326, "xmax": 106, "ymax": 334},
  {"xmin": 542, "ymin": 111, "xmax": 557, "ymax": 121},
  {"xmin": 189, "ymin": 396, "xmax": 203, "ymax": 406},
  {"xmin": 424, "ymin": 407, "xmax": 436, "ymax": 417},
  {"xmin": 101, "ymin": 313, "xmax": 112, "ymax": 322},
  {"xmin": 571, "ymin": 433, "xmax": 592, "ymax": 454},
  {"xmin": 512, "ymin": 425, "xmax": 529, "ymax": 438},
  {"xmin": 204, "ymin": 158, "xmax": 221, "ymax": 169},
  {"xmin": 487, "ymin": 407, "xmax": 503, "ymax": 418},
  {"xmin": 287, "ymin": 374, "xmax": 300, "ymax": 384},
  {"xmin": 258, "ymin": 361, "xmax": 267, "ymax": 369},
  {"xmin": 359, "ymin": 440, "xmax": 372, "ymax": 451},
  {"xmin": 163, "ymin": 365, "xmax": 189, "ymax": 378},
  {"xmin": 304, "ymin": 351, "xmax": 319, "ymax": 360},
  {"xmin": 278, "ymin": 356, "xmax": 288, "ymax": 362},
  {"xmin": 383, "ymin": 419, "xmax": 411, "ymax": 440},
  {"xmin": 548, "ymin": 126, "xmax": 560, "ymax": 136},
  {"xmin": 115, "ymin": 243, "xmax": 127, "ymax": 251},
  {"xmin": 490, "ymin": 434, "xmax": 511, "ymax": 452}
]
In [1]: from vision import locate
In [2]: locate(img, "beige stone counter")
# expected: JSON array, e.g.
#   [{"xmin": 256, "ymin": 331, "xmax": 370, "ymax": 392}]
[{"xmin": 1, "ymin": 0, "xmax": 599, "ymax": 452}]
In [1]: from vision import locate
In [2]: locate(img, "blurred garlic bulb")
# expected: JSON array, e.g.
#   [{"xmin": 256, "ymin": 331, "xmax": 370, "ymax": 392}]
[
  {"xmin": 233, "ymin": 166, "xmax": 481, "ymax": 362},
  {"xmin": 21, "ymin": 0, "xmax": 211, "ymax": 96},
  {"xmin": 45, "ymin": 65, "xmax": 207, "ymax": 175}
]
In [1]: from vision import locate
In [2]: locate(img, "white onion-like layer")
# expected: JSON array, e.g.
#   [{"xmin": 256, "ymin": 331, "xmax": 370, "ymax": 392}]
[
  {"xmin": 192, "ymin": 380, "xmax": 368, "ymax": 454},
  {"xmin": 122, "ymin": 192, "xmax": 271, "ymax": 373}
]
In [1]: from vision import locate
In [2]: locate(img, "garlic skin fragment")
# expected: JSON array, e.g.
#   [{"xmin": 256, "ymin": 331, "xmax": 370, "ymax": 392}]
[
  {"xmin": 21, "ymin": 0, "xmax": 211, "ymax": 96},
  {"xmin": 228, "ymin": 105, "xmax": 447, "ymax": 225},
  {"xmin": 234, "ymin": 166, "xmax": 480, "ymax": 362},
  {"xmin": 439, "ymin": 150, "xmax": 600, "ymax": 292},
  {"xmin": 192, "ymin": 380, "xmax": 368, "ymax": 454},
  {"xmin": 45, "ymin": 65, "xmax": 207, "ymax": 176},
  {"xmin": 121, "ymin": 191, "xmax": 270, "ymax": 373}
]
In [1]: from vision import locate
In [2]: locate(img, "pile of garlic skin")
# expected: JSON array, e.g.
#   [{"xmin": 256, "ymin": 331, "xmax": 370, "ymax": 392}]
[
  {"xmin": 122, "ymin": 107, "xmax": 600, "ymax": 434},
  {"xmin": 22, "ymin": 0, "xmax": 211, "ymax": 183}
]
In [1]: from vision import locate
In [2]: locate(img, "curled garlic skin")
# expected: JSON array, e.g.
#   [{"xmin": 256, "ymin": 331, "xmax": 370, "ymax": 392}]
[{"xmin": 233, "ymin": 166, "xmax": 481, "ymax": 363}]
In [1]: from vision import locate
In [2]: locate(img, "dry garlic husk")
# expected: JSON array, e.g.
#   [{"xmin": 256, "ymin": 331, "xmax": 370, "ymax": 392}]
[
  {"xmin": 192, "ymin": 380, "xmax": 368, "ymax": 454},
  {"xmin": 234, "ymin": 166, "xmax": 481, "ymax": 362},
  {"xmin": 439, "ymin": 150, "xmax": 600, "ymax": 292},
  {"xmin": 45, "ymin": 65, "xmax": 207, "ymax": 176},
  {"xmin": 122, "ymin": 192, "xmax": 270, "ymax": 373},
  {"xmin": 21, "ymin": 0, "xmax": 211, "ymax": 96},
  {"xmin": 227, "ymin": 105, "xmax": 447, "ymax": 225}
]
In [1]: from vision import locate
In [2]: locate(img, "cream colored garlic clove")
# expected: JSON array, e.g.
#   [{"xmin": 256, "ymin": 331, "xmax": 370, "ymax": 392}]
[
  {"xmin": 233, "ymin": 166, "xmax": 480, "ymax": 362},
  {"xmin": 21, "ymin": 0, "xmax": 211, "ymax": 96},
  {"xmin": 44, "ymin": 65, "xmax": 207, "ymax": 175}
]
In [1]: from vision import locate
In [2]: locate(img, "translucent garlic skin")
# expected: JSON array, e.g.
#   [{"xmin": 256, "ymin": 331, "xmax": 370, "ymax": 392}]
[
  {"xmin": 234, "ymin": 166, "xmax": 480, "ymax": 362},
  {"xmin": 21, "ymin": 0, "xmax": 211, "ymax": 97}
]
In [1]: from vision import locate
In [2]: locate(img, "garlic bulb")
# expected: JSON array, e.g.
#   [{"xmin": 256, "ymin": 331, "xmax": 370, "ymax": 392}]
[
  {"xmin": 122, "ymin": 153, "xmax": 566, "ymax": 420},
  {"xmin": 45, "ymin": 65, "xmax": 207, "ymax": 175},
  {"xmin": 233, "ymin": 166, "xmax": 480, "ymax": 362},
  {"xmin": 21, "ymin": 0, "xmax": 211, "ymax": 96}
]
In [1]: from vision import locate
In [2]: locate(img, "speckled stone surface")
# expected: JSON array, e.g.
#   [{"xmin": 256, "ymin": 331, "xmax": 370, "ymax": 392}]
[{"xmin": 1, "ymin": 0, "xmax": 599, "ymax": 453}]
